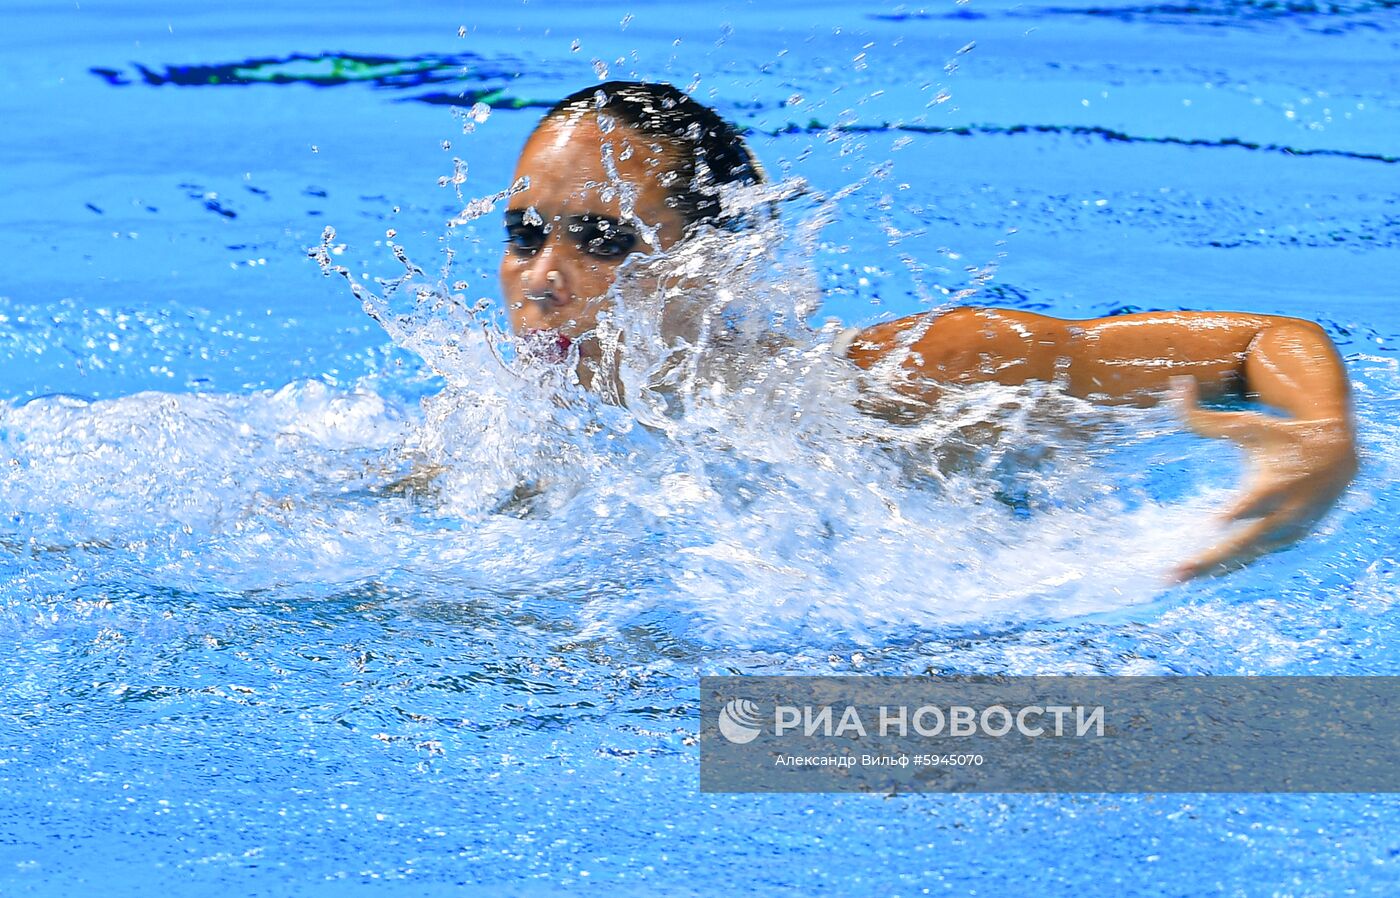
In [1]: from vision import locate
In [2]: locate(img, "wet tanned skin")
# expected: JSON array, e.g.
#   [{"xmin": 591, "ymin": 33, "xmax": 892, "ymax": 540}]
[{"xmin": 849, "ymin": 308, "xmax": 1349, "ymax": 419}]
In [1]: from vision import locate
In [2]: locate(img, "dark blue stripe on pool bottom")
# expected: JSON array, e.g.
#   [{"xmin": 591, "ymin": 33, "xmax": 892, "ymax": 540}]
[{"xmin": 763, "ymin": 121, "xmax": 1400, "ymax": 165}]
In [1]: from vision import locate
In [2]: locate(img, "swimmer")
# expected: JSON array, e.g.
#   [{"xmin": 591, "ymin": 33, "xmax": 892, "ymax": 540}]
[{"xmin": 499, "ymin": 80, "xmax": 1357, "ymax": 581}]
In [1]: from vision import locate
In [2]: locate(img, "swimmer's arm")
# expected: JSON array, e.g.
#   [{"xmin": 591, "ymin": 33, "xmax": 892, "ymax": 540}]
[
  {"xmin": 848, "ymin": 308, "xmax": 1358, "ymax": 579},
  {"xmin": 846, "ymin": 308, "xmax": 1344, "ymax": 411}
]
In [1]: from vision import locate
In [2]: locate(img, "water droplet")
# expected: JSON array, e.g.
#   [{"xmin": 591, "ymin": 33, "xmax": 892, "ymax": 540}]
[
  {"xmin": 957, "ymin": 41, "xmax": 976, "ymax": 55},
  {"xmin": 523, "ymin": 206, "xmax": 542, "ymax": 226},
  {"xmin": 570, "ymin": 38, "xmax": 581, "ymax": 52},
  {"xmin": 386, "ymin": 228, "xmax": 397, "ymax": 239},
  {"xmin": 593, "ymin": 58, "xmax": 610, "ymax": 79},
  {"xmin": 457, "ymin": 25, "xmax": 466, "ymax": 38},
  {"xmin": 619, "ymin": 13, "xmax": 633, "ymax": 29}
]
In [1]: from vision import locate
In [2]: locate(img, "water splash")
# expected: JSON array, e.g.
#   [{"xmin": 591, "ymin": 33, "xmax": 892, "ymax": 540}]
[
  {"xmin": 2, "ymin": 144, "xmax": 1379, "ymax": 650},
  {"xmin": 290, "ymin": 169, "xmax": 1267, "ymax": 646}
]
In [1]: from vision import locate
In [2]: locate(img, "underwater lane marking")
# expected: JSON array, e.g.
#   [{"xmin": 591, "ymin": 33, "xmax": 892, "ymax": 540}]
[{"xmin": 762, "ymin": 121, "xmax": 1400, "ymax": 166}]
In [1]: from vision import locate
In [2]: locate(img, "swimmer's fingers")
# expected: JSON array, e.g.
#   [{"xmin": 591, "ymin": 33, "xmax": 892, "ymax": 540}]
[
  {"xmin": 1170, "ymin": 377, "xmax": 1357, "ymax": 581},
  {"xmin": 1171, "ymin": 508, "xmax": 1306, "ymax": 582}
]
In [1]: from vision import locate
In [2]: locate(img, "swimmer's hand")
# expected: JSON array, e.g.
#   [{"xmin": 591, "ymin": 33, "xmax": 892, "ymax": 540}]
[{"xmin": 1169, "ymin": 375, "xmax": 1358, "ymax": 582}]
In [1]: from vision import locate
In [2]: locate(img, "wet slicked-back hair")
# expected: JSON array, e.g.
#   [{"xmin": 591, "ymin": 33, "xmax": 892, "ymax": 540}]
[{"xmin": 540, "ymin": 80, "xmax": 766, "ymax": 230}]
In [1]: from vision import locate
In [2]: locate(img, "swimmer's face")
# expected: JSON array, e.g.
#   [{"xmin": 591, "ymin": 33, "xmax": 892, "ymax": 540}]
[{"xmin": 499, "ymin": 114, "xmax": 689, "ymax": 354}]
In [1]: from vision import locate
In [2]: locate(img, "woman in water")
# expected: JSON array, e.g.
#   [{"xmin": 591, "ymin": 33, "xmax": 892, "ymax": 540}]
[{"xmin": 498, "ymin": 80, "xmax": 1357, "ymax": 581}]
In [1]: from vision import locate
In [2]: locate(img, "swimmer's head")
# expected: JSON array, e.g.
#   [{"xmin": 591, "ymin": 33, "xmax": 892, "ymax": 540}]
[{"xmin": 499, "ymin": 81, "xmax": 765, "ymax": 359}]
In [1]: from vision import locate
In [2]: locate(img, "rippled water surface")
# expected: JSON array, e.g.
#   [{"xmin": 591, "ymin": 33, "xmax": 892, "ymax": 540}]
[{"xmin": 3, "ymin": 1, "xmax": 1399, "ymax": 895}]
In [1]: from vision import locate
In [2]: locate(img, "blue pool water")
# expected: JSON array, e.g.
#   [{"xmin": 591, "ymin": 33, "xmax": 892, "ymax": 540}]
[{"xmin": 3, "ymin": 1, "xmax": 1400, "ymax": 894}]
